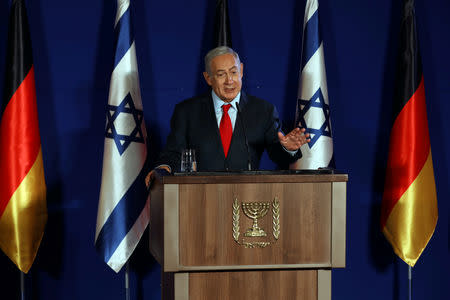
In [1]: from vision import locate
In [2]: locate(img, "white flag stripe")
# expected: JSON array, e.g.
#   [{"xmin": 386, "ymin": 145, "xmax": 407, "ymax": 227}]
[
  {"xmin": 106, "ymin": 195, "xmax": 150, "ymax": 272},
  {"xmin": 304, "ymin": 0, "xmax": 318, "ymax": 22},
  {"xmin": 115, "ymin": 0, "xmax": 130, "ymax": 27},
  {"xmin": 109, "ymin": 43, "xmax": 142, "ymax": 109},
  {"xmin": 298, "ymin": 43, "xmax": 329, "ymax": 102},
  {"xmin": 297, "ymin": 138, "xmax": 333, "ymax": 169},
  {"xmin": 95, "ymin": 140, "xmax": 147, "ymax": 238}
]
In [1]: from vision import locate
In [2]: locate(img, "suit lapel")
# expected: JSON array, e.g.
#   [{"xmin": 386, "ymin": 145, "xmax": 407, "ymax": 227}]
[
  {"xmin": 202, "ymin": 93, "xmax": 226, "ymax": 157},
  {"xmin": 227, "ymin": 92, "xmax": 248, "ymax": 161},
  {"xmin": 237, "ymin": 91, "xmax": 249, "ymax": 111}
]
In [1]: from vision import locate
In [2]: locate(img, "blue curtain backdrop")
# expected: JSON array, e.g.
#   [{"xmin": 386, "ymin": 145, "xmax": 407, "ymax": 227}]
[{"xmin": 0, "ymin": 0, "xmax": 449, "ymax": 299}]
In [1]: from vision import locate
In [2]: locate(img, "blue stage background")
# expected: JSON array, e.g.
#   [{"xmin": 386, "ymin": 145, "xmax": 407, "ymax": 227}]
[{"xmin": 0, "ymin": 0, "xmax": 449, "ymax": 299}]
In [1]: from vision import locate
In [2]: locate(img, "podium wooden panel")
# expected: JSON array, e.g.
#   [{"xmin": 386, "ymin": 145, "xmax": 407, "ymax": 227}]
[{"xmin": 149, "ymin": 172, "xmax": 347, "ymax": 300}]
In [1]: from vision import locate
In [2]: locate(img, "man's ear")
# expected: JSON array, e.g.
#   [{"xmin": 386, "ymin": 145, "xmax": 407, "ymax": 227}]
[
  {"xmin": 203, "ymin": 72, "xmax": 212, "ymax": 86},
  {"xmin": 240, "ymin": 63, "xmax": 244, "ymax": 79}
]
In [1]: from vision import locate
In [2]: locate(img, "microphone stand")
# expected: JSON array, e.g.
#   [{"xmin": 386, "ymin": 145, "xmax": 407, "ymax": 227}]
[{"xmin": 236, "ymin": 102, "xmax": 251, "ymax": 171}]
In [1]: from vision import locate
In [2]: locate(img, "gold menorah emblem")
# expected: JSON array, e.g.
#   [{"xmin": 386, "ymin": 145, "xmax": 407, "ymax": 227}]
[
  {"xmin": 242, "ymin": 202, "xmax": 270, "ymax": 237},
  {"xmin": 232, "ymin": 197, "xmax": 280, "ymax": 248}
]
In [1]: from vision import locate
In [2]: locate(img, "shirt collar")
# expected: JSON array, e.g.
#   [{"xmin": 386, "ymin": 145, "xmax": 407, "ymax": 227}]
[{"xmin": 212, "ymin": 90, "xmax": 241, "ymax": 113}]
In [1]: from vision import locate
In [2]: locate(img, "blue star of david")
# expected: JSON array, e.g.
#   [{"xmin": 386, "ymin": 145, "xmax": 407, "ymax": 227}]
[
  {"xmin": 105, "ymin": 93, "xmax": 145, "ymax": 155},
  {"xmin": 297, "ymin": 88, "xmax": 332, "ymax": 148}
]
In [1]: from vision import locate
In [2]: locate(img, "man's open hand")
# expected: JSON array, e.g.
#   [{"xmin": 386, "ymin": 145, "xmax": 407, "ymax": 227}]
[{"xmin": 277, "ymin": 126, "xmax": 310, "ymax": 151}]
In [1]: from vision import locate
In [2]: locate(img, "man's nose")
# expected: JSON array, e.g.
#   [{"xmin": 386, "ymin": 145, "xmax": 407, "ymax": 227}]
[{"xmin": 225, "ymin": 73, "xmax": 233, "ymax": 83}]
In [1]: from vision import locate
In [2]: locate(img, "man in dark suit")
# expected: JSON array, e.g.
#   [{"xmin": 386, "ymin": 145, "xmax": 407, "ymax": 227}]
[{"xmin": 147, "ymin": 46, "xmax": 309, "ymax": 180}]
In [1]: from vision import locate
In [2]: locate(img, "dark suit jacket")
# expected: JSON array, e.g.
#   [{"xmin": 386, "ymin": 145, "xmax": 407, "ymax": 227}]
[{"xmin": 157, "ymin": 92, "xmax": 301, "ymax": 172}]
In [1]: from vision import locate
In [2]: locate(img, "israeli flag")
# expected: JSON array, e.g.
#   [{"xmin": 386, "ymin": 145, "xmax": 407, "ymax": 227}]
[
  {"xmin": 95, "ymin": 0, "xmax": 149, "ymax": 272},
  {"xmin": 291, "ymin": 0, "xmax": 334, "ymax": 169}
]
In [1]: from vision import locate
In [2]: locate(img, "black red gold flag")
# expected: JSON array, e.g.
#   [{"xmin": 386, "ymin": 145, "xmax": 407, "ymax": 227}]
[
  {"xmin": 214, "ymin": 0, "xmax": 232, "ymax": 47},
  {"xmin": 381, "ymin": 0, "xmax": 438, "ymax": 267},
  {"xmin": 0, "ymin": 0, "xmax": 47, "ymax": 273}
]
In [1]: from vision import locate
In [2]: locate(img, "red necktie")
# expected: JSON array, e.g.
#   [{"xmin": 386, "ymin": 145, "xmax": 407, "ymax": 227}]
[{"xmin": 220, "ymin": 104, "xmax": 232, "ymax": 157}]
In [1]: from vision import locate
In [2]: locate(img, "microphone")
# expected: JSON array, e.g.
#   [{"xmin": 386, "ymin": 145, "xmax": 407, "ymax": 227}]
[{"xmin": 235, "ymin": 102, "xmax": 251, "ymax": 171}]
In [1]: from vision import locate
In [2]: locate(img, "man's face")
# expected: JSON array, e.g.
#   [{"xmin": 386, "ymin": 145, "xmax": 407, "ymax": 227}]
[{"xmin": 203, "ymin": 53, "xmax": 244, "ymax": 102}]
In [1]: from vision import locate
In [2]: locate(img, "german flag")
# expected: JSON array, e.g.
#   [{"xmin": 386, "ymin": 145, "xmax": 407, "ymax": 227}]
[
  {"xmin": 0, "ymin": 0, "xmax": 47, "ymax": 273},
  {"xmin": 213, "ymin": 0, "xmax": 232, "ymax": 47},
  {"xmin": 381, "ymin": 0, "xmax": 438, "ymax": 267}
]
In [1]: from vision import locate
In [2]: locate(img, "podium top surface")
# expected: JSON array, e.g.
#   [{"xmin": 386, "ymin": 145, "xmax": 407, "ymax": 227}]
[{"xmin": 161, "ymin": 169, "xmax": 348, "ymax": 184}]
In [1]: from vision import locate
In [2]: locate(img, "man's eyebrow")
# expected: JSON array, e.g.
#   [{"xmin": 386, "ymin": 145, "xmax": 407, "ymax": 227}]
[{"xmin": 216, "ymin": 66, "xmax": 238, "ymax": 72}]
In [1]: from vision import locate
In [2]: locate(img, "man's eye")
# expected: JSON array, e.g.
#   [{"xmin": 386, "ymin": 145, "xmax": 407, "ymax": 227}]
[{"xmin": 217, "ymin": 73, "xmax": 225, "ymax": 78}]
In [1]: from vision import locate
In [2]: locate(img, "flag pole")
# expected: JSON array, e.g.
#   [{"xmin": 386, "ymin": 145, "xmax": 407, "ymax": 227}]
[
  {"xmin": 125, "ymin": 261, "xmax": 130, "ymax": 300},
  {"xmin": 20, "ymin": 271, "xmax": 25, "ymax": 300},
  {"xmin": 408, "ymin": 266, "xmax": 412, "ymax": 300}
]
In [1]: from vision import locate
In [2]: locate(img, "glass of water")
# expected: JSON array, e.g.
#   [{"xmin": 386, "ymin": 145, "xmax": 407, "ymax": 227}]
[{"xmin": 180, "ymin": 149, "xmax": 197, "ymax": 172}]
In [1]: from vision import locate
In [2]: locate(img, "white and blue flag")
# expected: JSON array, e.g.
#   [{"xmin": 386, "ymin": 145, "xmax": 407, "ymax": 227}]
[
  {"xmin": 291, "ymin": 0, "xmax": 334, "ymax": 169},
  {"xmin": 95, "ymin": 0, "xmax": 149, "ymax": 272}
]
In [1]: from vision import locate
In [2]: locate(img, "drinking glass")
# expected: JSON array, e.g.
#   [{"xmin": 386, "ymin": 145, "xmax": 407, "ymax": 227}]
[{"xmin": 180, "ymin": 149, "xmax": 197, "ymax": 172}]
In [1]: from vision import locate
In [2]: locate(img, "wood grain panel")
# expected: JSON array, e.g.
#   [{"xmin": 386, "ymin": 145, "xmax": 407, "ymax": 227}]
[
  {"xmin": 164, "ymin": 184, "xmax": 180, "ymax": 271},
  {"xmin": 149, "ymin": 177, "xmax": 164, "ymax": 264},
  {"xmin": 317, "ymin": 270, "xmax": 331, "ymax": 300},
  {"xmin": 332, "ymin": 182, "xmax": 347, "ymax": 268},
  {"xmin": 164, "ymin": 173, "xmax": 348, "ymax": 184},
  {"xmin": 179, "ymin": 182, "xmax": 331, "ymax": 267},
  {"xmin": 188, "ymin": 270, "xmax": 317, "ymax": 300}
]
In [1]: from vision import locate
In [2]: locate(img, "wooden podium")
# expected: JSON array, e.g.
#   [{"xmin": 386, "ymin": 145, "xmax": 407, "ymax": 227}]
[{"xmin": 149, "ymin": 171, "xmax": 347, "ymax": 300}]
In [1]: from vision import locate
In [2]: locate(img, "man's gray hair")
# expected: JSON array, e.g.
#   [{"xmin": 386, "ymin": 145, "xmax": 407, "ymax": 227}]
[{"xmin": 204, "ymin": 46, "xmax": 241, "ymax": 75}]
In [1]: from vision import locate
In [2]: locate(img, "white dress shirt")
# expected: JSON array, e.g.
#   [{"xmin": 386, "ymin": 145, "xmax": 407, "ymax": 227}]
[{"xmin": 211, "ymin": 90, "xmax": 240, "ymax": 131}]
